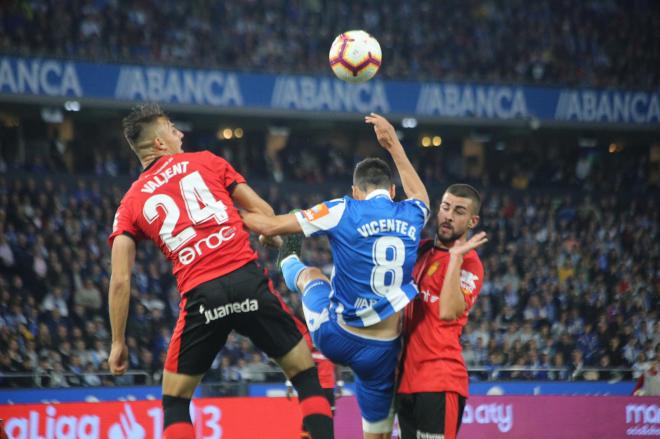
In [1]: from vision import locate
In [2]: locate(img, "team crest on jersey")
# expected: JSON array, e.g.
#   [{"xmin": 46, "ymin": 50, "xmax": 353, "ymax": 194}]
[
  {"xmin": 460, "ymin": 270, "xmax": 479, "ymax": 295},
  {"xmin": 302, "ymin": 203, "xmax": 330, "ymax": 222},
  {"xmin": 426, "ymin": 261, "xmax": 440, "ymax": 277}
]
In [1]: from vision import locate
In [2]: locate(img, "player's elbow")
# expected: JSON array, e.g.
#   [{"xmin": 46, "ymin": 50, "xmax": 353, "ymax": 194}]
[
  {"xmin": 109, "ymin": 275, "xmax": 130, "ymax": 294},
  {"xmin": 439, "ymin": 309, "xmax": 458, "ymax": 320}
]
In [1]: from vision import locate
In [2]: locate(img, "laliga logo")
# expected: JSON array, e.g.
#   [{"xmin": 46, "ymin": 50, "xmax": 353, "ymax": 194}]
[
  {"xmin": 4, "ymin": 406, "xmax": 99, "ymax": 439},
  {"xmin": 108, "ymin": 405, "xmax": 144, "ymax": 439}
]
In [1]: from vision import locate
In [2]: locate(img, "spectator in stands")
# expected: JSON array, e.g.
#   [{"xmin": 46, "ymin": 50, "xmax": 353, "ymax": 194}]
[
  {"xmin": 74, "ymin": 277, "xmax": 103, "ymax": 311},
  {"xmin": 4, "ymin": 0, "xmax": 660, "ymax": 88},
  {"xmin": 41, "ymin": 286, "xmax": 68, "ymax": 317}
]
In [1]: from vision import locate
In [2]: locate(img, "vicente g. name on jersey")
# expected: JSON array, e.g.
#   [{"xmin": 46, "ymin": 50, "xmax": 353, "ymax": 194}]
[
  {"xmin": 357, "ymin": 219, "xmax": 417, "ymax": 241},
  {"xmin": 200, "ymin": 299, "xmax": 259, "ymax": 324}
]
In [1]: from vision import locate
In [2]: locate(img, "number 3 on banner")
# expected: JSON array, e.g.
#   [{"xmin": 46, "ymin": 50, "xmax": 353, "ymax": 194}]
[{"xmin": 143, "ymin": 171, "xmax": 228, "ymax": 251}]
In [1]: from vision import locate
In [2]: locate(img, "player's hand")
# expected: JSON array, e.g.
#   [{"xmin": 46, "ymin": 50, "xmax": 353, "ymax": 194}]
[
  {"xmin": 449, "ymin": 231, "xmax": 488, "ymax": 256},
  {"xmin": 365, "ymin": 113, "xmax": 399, "ymax": 151},
  {"xmin": 259, "ymin": 234, "xmax": 283, "ymax": 248},
  {"xmin": 108, "ymin": 341, "xmax": 129, "ymax": 376}
]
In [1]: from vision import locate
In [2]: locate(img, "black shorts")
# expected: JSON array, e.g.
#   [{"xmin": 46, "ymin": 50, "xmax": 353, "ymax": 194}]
[
  {"xmin": 396, "ymin": 392, "xmax": 466, "ymax": 439},
  {"xmin": 164, "ymin": 262, "xmax": 303, "ymax": 375}
]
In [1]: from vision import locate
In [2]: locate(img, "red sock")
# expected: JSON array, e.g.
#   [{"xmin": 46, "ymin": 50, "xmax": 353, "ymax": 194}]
[
  {"xmin": 300, "ymin": 395, "xmax": 333, "ymax": 418},
  {"xmin": 163, "ymin": 422, "xmax": 194, "ymax": 439}
]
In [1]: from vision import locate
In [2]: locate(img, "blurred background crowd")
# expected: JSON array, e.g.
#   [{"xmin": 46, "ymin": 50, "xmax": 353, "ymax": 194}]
[
  {"xmin": 1, "ymin": 0, "xmax": 658, "ymax": 88},
  {"xmin": 0, "ymin": 138, "xmax": 657, "ymax": 388}
]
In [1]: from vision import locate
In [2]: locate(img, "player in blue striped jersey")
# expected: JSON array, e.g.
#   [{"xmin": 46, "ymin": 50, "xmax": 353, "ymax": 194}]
[{"xmin": 242, "ymin": 113, "xmax": 429, "ymax": 439}]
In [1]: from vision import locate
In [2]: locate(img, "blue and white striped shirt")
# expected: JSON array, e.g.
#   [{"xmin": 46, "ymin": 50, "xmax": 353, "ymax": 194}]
[{"xmin": 295, "ymin": 189, "xmax": 429, "ymax": 328}]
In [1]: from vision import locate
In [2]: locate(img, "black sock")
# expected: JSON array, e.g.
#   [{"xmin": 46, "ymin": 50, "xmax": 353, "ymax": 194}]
[
  {"xmin": 291, "ymin": 367, "xmax": 334, "ymax": 439},
  {"xmin": 162, "ymin": 395, "xmax": 192, "ymax": 428}
]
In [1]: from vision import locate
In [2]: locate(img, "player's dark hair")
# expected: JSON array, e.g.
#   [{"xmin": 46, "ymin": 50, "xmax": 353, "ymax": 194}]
[
  {"xmin": 353, "ymin": 157, "xmax": 393, "ymax": 191},
  {"xmin": 445, "ymin": 183, "xmax": 481, "ymax": 214},
  {"xmin": 122, "ymin": 103, "xmax": 166, "ymax": 153}
]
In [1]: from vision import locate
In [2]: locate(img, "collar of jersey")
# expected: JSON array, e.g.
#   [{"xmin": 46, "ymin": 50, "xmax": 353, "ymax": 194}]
[
  {"xmin": 365, "ymin": 189, "xmax": 391, "ymax": 200},
  {"xmin": 141, "ymin": 156, "xmax": 165, "ymax": 174}
]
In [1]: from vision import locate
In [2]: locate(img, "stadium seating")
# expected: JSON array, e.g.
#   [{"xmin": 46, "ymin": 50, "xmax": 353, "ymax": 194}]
[
  {"xmin": 0, "ymin": 141, "xmax": 656, "ymax": 388},
  {"xmin": 1, "ymin": 0, "xmax": 658, "ymax": 88}
]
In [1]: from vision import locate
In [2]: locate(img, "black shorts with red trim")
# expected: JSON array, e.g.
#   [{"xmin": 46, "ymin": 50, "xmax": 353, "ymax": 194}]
[
  {"xmin": 165, "ymin": 261, "xmax": 303, "ymax": 375},
  {"xmin": 396, "ymin": 392, "xmax": 467, "ymax": 439}
]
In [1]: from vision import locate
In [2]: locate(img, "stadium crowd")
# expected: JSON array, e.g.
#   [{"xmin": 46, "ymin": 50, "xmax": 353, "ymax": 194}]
[
  {"xmin": 0, "ymin": 139, "xmax": 657, "ymax": 388},
  {"xmin": 1, "ymin": 0, "xmax": 658, "ymax": 88}
]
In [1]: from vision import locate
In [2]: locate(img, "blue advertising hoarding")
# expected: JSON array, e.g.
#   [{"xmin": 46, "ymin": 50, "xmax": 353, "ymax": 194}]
[
  {"xmin": 0, "ymin": 381, "xmax": 634, "ymax": 404},
  {"xmin": 1, "ymin": 56, "xmax": 658, "ymax": 126},
  {"xmin": 247, "ymin": 381, "xmax": 635, "ymax": 397}
]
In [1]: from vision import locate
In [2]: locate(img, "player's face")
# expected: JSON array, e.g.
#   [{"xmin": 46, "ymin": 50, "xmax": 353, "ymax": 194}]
[
  {"xmin": 436, "ymin": 192, "xmax": 478, "ymax": 244},
  {"xmin": 155, "ymin": 118, "xmax": 184, "ymax": 154}
]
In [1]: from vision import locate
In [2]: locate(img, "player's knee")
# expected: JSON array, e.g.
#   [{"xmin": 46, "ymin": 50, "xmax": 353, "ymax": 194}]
[
  {"xmin": 362, "ymin": 412, "xmax": 395, "ymax": 437},
  {"xmin": 297, "ymin": 267, "xmax": 327, "ymax": 290},
  {"xmin": 277, "ymin": 339, "xmax": 315, "ymax": 377},
  {"xmin": 162, "ymin": 371, "xmax": 201, "ymax": 399}
]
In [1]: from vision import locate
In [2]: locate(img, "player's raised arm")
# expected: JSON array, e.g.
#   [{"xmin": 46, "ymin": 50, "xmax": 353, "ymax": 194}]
[
  {"xmin": 108, "ymin": 234, "xmax": 136, "ymax": 375},
  {"xmin": 365, "ymin": 113, "xmax": 430, "ymax": 207}
]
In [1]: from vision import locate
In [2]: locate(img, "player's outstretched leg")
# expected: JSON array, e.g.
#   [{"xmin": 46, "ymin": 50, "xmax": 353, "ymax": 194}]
[
  {"xmin": 279, "ymin": 233, "xmax": 333, "ymax": 332},
  {"xmin": 279, "ymin": 232, "xmax": 331, "ymax": 294}
]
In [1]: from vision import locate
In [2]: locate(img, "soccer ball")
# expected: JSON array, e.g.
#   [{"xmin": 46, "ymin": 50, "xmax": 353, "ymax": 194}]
[{"xmin": 329, "ymin": 30, "xmax": 382, "ymax": 83}]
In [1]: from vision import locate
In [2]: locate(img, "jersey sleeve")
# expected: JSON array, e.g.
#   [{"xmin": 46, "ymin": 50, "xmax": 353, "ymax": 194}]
[
  {"xmin": 294, "ymin": 198, "xmax": 346, "ymax": 237},
  {"xmin": 404, "ymin": 198, "xmax": 430, "ymax": 226},
  {"xmin": 460, "ymin": 255, "xmax": 484, "ymax": 312},
  {"xmin": 204, "ymin": 151, "xmax": 247, "ymax": 193},
  {"xmin": 108, "ymin": 196, "xmax": 143, "ymax": 247}
]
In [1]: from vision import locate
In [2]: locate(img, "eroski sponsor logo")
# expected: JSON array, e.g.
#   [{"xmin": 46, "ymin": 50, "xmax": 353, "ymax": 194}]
[
  {"xmin": 178, "ymin": 226, "xmax": 236, "ymax": 266},
  {"xmin": 462, "ymin": 403, "xmax": 513, "ymax": 433},
  {"xmin": 626, "ymin": 403, "xmax": 660, "ymax": 436},
  {"xmin": 200, "ymin": 299, "xmax": 259, "ymax": 324},
  {"xmin": 419, "ymin": 290, "xmax": 438, "ymax": 303},
  {"xmin": 5, "ymin": 405, "xmax": 99, "ymax": 439}
]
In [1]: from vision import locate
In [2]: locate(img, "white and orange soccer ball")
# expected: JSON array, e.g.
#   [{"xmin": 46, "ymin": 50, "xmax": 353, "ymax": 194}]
[{"xmin": 328, "ymin": 30, "xmax": 382, "ymax": 83}]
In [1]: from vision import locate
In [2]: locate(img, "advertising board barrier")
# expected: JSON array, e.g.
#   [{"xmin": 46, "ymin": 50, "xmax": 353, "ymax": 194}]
[
  {"xmin": 1, "ymin": 395, "xmax": 658, "ymax": 438},
  {"xmin": 1, "ymin": 56, "xmax": 658, "ymax": 126}
]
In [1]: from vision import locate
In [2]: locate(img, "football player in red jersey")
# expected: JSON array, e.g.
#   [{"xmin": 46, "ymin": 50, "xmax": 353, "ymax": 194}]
[
  {"xmin": 107, "ymin": 104, "xmax": 333, "ymax": 439},
  {"xmin": 396, "ymin": 184, "xmax": 487, "ymax": 439}
]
